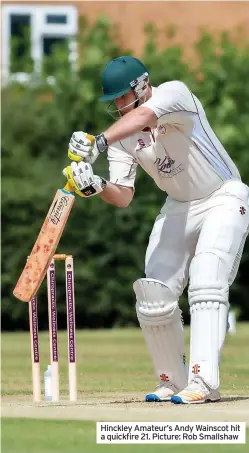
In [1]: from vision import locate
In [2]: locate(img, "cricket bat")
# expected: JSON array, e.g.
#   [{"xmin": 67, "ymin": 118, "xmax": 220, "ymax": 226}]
[{"xmin": 13, "ymin": 182, "xmax": 75, "ymax": 302}]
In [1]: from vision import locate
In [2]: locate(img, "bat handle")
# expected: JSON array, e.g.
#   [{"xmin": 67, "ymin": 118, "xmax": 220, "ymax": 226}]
[{"xmin": 63, "ymin": 182, "xmax": 75, "ymax": 193}]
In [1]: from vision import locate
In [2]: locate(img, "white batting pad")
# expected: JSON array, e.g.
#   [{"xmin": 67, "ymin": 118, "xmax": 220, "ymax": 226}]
[
  {"xmin": 188, "ymin": 253, "xmax": 229, "ymax": 389},
  {"xmin": 134, "ymin": 278, "xmax": 188, "ymax": 390}
]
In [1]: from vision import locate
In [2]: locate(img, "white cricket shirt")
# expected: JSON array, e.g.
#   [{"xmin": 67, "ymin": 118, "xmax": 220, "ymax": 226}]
[{"xmin": 107, "ymin": 81, "xmax": 240, "ymax": 202}]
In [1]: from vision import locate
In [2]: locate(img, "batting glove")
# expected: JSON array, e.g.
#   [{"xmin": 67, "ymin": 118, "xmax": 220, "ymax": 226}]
[
  {"xmin": 68, "ymin": 131, "xmax": 108, "ymax": 164},
  {"xmin": 63, "ymin": 161, "xmax": 107, "ymax": 198}
]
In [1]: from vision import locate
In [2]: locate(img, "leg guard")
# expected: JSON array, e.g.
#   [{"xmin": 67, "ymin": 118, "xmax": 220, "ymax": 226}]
[
  {"xmin": 188, "ymin": 253, "xmax": 230, "ymax": 389},
  {"xmin": 134, "ymin": 278, "xmax": 188, "ymax": 391}
]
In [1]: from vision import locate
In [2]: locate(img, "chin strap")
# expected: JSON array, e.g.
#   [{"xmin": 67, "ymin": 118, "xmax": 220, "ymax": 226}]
[
  {"xmin": 134, "ymin": 100, "xmax": 139, "ymax": 109},
  {"xmin": 134, "ymin": 93, "xmax": 140, "ymax": 109},
  {"xmin": 133, "ymin": 88, "xmax": 148, "ymax": 110}
]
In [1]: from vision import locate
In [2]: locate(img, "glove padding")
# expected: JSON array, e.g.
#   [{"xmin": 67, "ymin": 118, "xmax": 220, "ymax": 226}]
[
  {"xmin": 63, "ymin": 161, "xmax": 106, "ymax": 198},
  {"xmin": 68, "ymin": 131, "xmax": 99, "ymax": 164}
]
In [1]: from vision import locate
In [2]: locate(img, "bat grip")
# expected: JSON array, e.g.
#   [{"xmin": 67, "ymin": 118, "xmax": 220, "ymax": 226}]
[{"xmin": 63, "ymin": 182, "xmax": 74, "ymax": 193}]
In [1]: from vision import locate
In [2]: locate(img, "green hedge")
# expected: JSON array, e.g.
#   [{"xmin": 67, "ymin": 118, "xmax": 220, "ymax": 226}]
[{"xmin": 2, "ymin": 18, "xmax": 249, "ymax": 330}]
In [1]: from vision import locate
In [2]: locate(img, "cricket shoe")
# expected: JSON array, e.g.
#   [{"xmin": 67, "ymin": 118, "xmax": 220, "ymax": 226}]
[
  {"xmin": 145, "ymin": 381, "xmax": 179, "ymax": 402},
  {"xmin": 171, "ymin": 376, "xmax": 220, "ymax": 404}
]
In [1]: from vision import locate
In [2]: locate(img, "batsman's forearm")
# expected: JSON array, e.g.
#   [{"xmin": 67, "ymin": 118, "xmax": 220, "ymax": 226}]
[
  {"xmin": 104, "ymin": 107, "xmax": 157, "ymax": 145},
  {"xmin": 99, "ymin": 181, "xmax": 134, "ymax": 208}
]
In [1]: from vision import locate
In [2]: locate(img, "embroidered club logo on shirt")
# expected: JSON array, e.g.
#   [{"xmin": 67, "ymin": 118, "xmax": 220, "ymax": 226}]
[
  {"xmin": 158, "ymin": 124, "xmax": 167, "ymax": 135},
  {"xmin": 135, "ymin": 138, "xmax": 151, "ymax": 151},
  {"xmin": 156, "ymin": 155, "xmax": 175, "ymax": 172},
  {"xmin": 154, "ymin": 155, "xmax": 184, "ymax": 178}
]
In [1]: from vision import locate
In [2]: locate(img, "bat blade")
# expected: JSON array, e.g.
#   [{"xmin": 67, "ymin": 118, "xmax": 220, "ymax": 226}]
[{"xmin": 13, "ymin": 188, "xmax": 75, "ymax": 302}]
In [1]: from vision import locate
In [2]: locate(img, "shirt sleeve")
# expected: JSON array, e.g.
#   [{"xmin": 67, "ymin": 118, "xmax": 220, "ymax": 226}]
[
  {"xmin": 143, "ymin": 81, "xmax": 197, "ymax": 124},
  {"xmin": 107, "ymin": 140, "xmax": 137, "ymax": 188}
]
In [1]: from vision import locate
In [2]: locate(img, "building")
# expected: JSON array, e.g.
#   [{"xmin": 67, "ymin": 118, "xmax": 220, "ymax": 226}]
[{"xmin": 2, "ymin": 1, "xmax": 249, "ymax": 80}]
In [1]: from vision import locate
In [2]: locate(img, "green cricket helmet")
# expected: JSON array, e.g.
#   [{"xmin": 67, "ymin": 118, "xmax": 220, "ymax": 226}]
[{"xmin": 99, "ymin": 56, "xmax": 149, "ymax": 102}]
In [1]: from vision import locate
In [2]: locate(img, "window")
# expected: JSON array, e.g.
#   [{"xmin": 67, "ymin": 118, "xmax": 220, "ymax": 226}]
[
  {"xmin": 9, "ymin": 14, "xmax": 32, "ymax": 73},
  {"xmin": 42, "ymin": 36, "xmax": 70, "ymax": 74},
  {"xmin": 2, "ymin": 5, "xmax": 78, "ymax": 81},
  {"xmin": 46, "ymin": 14, "xmax": 67, "ymax": 25},
  {"xmin": 43, "ymin": 37, "xmax": 68, "ymax": 57}
]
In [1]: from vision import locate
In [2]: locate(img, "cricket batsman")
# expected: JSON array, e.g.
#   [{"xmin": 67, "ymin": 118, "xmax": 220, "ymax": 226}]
[{"xmin": 63, "ymin": 56, "xmax": 249, "ymax": 404}]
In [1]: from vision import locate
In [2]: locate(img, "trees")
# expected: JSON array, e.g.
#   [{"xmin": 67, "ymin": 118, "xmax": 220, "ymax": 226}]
[{"xmin": 2, "ymin": 18, "xmax": 249, "ymax": 329}]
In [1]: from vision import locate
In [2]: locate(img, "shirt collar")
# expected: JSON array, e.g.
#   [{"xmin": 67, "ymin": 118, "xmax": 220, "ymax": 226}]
[{"xmin": 151, "ymin": 86, "xmax": 157, "ymax": 96}]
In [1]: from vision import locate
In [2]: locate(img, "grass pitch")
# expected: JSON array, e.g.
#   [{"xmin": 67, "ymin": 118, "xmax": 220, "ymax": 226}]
[
  {"xmin": 2, "ymin": 418, "xmax": 249, "ymax": 453},
  {"xmin": 2, "ymin": 324, "xmax": 249, "ymax": 452},
  {"xmin": 2, "ymin": 324, "xmax": 249, "ymax": 397}
]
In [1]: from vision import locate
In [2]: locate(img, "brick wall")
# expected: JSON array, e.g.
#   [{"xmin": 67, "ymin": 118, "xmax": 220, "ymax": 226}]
[
  {"xmin": 77, "ymin": 1, "xmax": 249, "ymax": 55},
  {"xmin": 2, "ymin": 0, "xmax": 249, "ymax": 56}
]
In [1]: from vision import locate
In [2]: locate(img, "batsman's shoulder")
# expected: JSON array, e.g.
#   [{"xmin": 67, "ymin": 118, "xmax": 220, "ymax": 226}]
[
  {"xmin": 157, "ymin": 80, "xmax": 191, "ymax": 95},
  {"xmin": 154, "ymin": 80, "xmax": 197, "ymax": 113}
]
